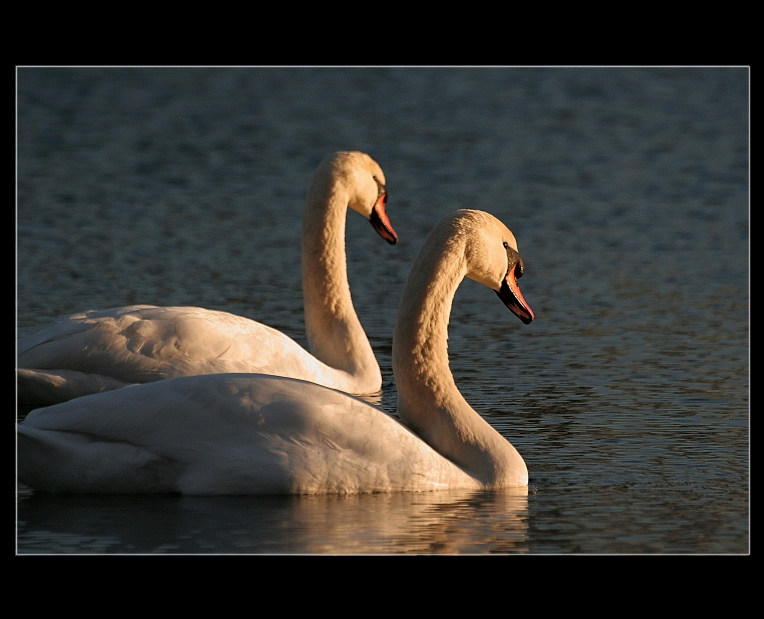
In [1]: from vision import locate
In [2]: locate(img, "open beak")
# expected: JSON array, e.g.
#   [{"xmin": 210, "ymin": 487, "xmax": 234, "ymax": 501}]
[
  {"xmin": 496, "ymin": 263, "xmax": 534, "ymax": 324},
  {"xmin": 369, "ymin": 192, "xmax": 398, "ymax": 245}
]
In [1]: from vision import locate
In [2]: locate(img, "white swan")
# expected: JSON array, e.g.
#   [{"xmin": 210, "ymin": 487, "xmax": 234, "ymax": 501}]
[
  {"xmin": 17, "ymin": 209, "xmax": 534, "ymax": 495},
  {"xmin": 17, "ymin": 151, "xmax": 398, "ymax": 410}
]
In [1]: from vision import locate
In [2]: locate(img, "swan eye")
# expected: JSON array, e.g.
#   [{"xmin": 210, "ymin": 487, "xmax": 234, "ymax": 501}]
[
  {"xmin": 373, "ymin": 176, "xmax": 386, "ymax": 199},
  {"xmin": 503, "ymin": 242, "xmax": 524, "ymax": 278}
]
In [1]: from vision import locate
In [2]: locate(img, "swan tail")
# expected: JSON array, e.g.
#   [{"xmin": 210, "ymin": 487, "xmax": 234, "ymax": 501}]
[
  {"xmin": 17, "ymin": 369, "xmax": 135, "ymax": 414},
  {"xmin": 17, "ymin": 424, "xmax": 180, "ymax": 494}
]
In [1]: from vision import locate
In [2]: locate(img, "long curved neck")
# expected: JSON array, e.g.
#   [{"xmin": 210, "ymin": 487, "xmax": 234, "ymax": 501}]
[
  {"xmin": 301, "ymin": 177, "xmax": 380, "ymax": 393},
  {"xmin": 392, "ymin": 230, "xmax": 524, "ymax": 487}
]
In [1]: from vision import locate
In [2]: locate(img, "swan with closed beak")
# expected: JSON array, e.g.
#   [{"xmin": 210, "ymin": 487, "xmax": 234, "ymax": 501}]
[
  {"xmin": 17, "ymin": 209, "xmax": 533, "ymax": 495},
  {"xmin": 17, "ymin": 151, "xmax": 398, "ymax": 410}
]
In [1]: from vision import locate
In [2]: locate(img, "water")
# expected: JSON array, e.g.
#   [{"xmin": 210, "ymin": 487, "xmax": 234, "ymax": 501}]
[{"xmin": 15, "ymin": 67, "xmax": 749, "ymax": 554}]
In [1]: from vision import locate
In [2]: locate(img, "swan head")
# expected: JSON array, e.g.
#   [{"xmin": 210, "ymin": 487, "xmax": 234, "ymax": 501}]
[
  {"xmin": 323, "ymin": 151, "xmax": 398, "ymax": 245},
  {"xmin": 457, "ymin": 209, "xmax": 535, "ymax": 324}
]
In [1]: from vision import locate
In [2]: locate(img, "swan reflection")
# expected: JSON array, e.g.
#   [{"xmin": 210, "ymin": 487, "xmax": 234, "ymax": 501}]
[{"xmin": 17, "ymin": 487, "xmax": 529, "ymax": 554}]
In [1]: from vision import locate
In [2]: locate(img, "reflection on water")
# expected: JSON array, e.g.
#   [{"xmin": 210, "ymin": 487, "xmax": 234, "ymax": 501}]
[{"xmin": 17, "ymin": 488, "xmax": 529, "ymax": 554}]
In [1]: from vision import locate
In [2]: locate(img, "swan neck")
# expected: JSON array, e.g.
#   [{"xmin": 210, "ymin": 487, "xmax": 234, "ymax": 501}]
[
  {"xmin": 393, "ymin": 236, "xmax": 467, "ymax": 412},
  {"xmin": 393, "ymin": 232, "xmax": 525, "ymax": 487},
  {"xmin": 300, "ymin": 175, "xmax": 379, "ymax": 392}
]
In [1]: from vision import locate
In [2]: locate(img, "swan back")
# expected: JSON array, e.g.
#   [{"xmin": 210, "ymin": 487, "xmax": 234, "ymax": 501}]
[{"xmin": 18, "ymin": 374, "xmax": 475, "ymax": 494}]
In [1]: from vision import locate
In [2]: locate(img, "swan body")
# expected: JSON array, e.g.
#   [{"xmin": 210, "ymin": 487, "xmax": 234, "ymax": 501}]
[
  {"xmin": 17, "ymin": 151, "xmax": 398, "ymax": 409},
  {"xmin": 17, "ymin": 209, "xmax": 534, "ymax": 495}
]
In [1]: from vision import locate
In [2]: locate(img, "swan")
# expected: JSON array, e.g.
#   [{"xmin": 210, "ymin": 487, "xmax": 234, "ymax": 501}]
[
  {"xmin": 17, "ymin": 209, "xmax": 534, "ymax": 495},
  {"xmin": 17, "ymin": 151, "xmax": 398, "ymax": 410}
]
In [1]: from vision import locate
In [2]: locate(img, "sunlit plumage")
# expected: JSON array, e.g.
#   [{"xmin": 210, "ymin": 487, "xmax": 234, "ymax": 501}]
[{"xmin": 18, "ymin": 209, "xmax": 533, "ymax": 495}]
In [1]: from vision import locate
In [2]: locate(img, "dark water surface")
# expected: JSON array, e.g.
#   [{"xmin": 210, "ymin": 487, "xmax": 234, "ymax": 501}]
[{"xmin": 16, "ymin": 67, "xmax": 749, "ymax": 554}]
